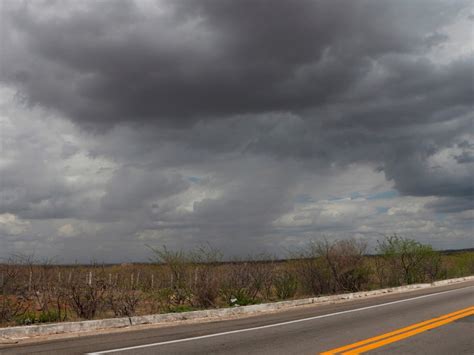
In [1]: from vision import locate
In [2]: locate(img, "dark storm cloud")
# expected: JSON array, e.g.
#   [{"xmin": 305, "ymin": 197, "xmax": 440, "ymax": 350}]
[
  {"xmin": 426, "ymin": 197, "xmax": 473, "ymax": 213},
  {"xmin": 2, "ymin": 0, "xmax": 470, "ymax": 127}
]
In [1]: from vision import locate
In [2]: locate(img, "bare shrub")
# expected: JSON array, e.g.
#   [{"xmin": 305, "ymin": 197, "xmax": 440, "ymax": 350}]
[
  {"xmin": 250, "ymin": 256, "xmax": 275, "ymax": 301},
  {"xmin": 291, "ymin": 239, "xmax": 370, "ymax": 295},
  {"xmin": 220, "ymin": 262, "xmax": 263, "ymax": 305},
  {"xmin": 107, "ymin": 290, "xmax": 141, "ymax": 317},
  {"xmin": 291, "ymin": 245, "xmax": 332, "ymax": 296},
  {"xmin": 316, "ymin": 239, "xmax": 370, "ymax": 292},
  {"xmin": 189, "ymin": 245, "xmax": 223, "ymax": 308},
  {"xmin": 66, "ymin": 271, "xmax": 107, "ymax": 320},
  {"xmin": 0, "ymin": 258, "xmax": 30, "ymax": 323}
]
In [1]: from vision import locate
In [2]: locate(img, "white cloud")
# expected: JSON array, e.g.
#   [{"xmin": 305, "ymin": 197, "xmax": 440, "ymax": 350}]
[
  {"xmin": 57, "ymin": 223, "xmax": 76, "ymax": 238},
  {"xmin": 0, "ymin": 213, "xmax": 30, "ymax": 235}
]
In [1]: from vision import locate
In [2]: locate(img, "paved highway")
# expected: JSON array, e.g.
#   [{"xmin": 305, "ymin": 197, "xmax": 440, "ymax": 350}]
[{"xmin": 1, "ymin": 281, "xmax": 473, "ymax": 354}]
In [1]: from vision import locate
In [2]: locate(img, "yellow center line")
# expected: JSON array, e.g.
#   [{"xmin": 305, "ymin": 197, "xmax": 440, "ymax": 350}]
[
  {"xmin": 343, "ymin": 309, "xmax": 474, "ymax": 354},
  {"xmin": 320, "ymin": 306, "xmax": 474, "ymax": 355}
]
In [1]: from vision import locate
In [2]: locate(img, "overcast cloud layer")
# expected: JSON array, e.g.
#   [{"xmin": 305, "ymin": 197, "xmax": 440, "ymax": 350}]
[{"xmin": 0, "ymin": 0, "xmax": 473, "ymax": 262}]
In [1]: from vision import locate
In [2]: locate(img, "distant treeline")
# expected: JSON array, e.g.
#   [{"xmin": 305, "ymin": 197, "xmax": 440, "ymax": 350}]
[
  {"xmin": 439, "ymin": 248, "xmax": 474, "ymax": 255},
  {"xmin": 3, "ymin": 247, "xmax": 472, "ymax": 268}
]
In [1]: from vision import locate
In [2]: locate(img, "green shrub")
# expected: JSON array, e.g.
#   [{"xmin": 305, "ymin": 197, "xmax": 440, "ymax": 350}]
[
  {"xmin": 38, "ymin": 310, "xmax": 61, "ymax": 323},
  {"xmin": 274, "ymin": 271, "xmax": 298, "ymax": 300},
  {"xmin": 376, "ymin": 235, "xmax": 441, "ymax": 285},
  {"xmin": 446, "ymin": 252, "xmax": 474, "ymax": 278},
  {"xmin": 16, "ymin": 311, "xmax": 36, "ymax": 325},
  {"xmin": 231, "ymin": 289, "xmax": 260, "ymax": 306},
  {"xmin": 168, "ymin": 305, "xmax": 195, "ymax": 313}
]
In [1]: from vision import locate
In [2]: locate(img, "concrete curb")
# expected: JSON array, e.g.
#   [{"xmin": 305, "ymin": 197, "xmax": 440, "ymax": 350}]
[{"xmin": 1, "ymin": 275, "xmax": 473, "ymax": 340}]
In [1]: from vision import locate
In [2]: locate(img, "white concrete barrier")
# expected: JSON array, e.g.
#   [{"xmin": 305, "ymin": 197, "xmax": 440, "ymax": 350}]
[{"xmin": 1, "ymin": 275, "xmax": 472, "ymax": 340}]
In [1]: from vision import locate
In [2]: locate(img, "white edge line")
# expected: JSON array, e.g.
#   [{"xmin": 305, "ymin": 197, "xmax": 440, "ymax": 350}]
[{"xmin": 86, "ymin": 285, "xmax": 474, "ymax": 354}]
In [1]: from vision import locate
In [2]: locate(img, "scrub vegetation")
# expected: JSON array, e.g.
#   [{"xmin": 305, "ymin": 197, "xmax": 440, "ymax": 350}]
[{"xmin": 1, "ymin": 236, "xmax": 473, "ymax": 327}]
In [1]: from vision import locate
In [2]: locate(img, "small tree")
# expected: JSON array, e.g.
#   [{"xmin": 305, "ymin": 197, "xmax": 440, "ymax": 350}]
[
  {"xmin": 376, "ymin": 235, "xmax": 441, "ymax": 285},
  {"xmin": 148, "ymin": 245, "xmax": 191, "ymax": 306}
]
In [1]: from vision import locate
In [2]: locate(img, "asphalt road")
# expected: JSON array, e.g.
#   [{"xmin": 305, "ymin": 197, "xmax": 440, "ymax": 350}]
[{"xmin": 1, "ymin": 281, "xmax": 473, "ymax": 355}]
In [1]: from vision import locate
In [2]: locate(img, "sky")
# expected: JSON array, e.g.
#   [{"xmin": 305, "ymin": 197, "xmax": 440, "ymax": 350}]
[{"xmin": 0, "ymin": 0, "xmax": 473, "ymax": 263}]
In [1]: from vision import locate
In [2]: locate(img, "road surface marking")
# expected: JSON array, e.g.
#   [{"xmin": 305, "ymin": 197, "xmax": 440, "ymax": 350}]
[
  {"xmin": 86, "ymin": 285, "xmax": 473, "ymax": 354},
  {"xmin": 342, "ymin": 307, "xmax": 474, "ymax": 354},
  {"xmin": 321, "ymin": 305, "xmax": 474, "ymax": 354}
]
